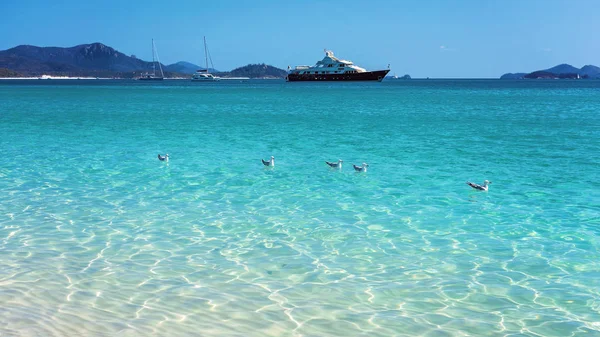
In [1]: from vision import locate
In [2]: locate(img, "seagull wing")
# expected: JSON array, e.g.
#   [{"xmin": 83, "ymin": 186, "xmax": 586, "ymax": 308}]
[
  {"xmin": 353, "ymin": 165, "xmax": 363, "ymax": 171},
  {"xmin": 326, "ymin": 161, "xmax": 338, "ymax": 168},
  {"xmin": 467, "ymin": 182, "xmax": 485, "ymax": 190},
  {"xmin": 262, "ymin": 159, "xmax": 271, "ymax": 166}
]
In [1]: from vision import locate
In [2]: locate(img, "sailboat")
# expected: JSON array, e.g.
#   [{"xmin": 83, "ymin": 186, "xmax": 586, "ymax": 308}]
[
  {"xmin": 139, "ymin": 39, "xmax": 164, "ymax": 81},
  {"xmin": 192, "ymin": 36, "xmax": 220, "ymax": 82}
]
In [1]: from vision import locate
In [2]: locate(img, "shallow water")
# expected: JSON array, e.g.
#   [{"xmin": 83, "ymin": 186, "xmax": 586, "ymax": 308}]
[{"xmin": 1, "ymin": 79, "xmax": 599, "ymax": 336}]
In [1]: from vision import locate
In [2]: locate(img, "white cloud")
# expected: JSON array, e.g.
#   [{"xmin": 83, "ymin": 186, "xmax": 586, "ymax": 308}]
[{"xmin": 440, "ymin": 45, "xmax": 457, "ymax": 52}]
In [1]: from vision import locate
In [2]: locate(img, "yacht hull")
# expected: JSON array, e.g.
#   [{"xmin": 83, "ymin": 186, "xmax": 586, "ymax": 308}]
[
  {"xmin": 286, "ymin": 69, "xmax": 389, "ymax": 82},
  {"xmin": 138, "ymin": 77, "xmax": 164, "ymax": 81}
]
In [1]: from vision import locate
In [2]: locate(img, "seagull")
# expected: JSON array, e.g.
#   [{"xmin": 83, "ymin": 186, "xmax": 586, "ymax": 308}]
[
  {"xmin": 326, "ymin": 159, "xmax": 343, "ymax": 169},
  {"xmin": 158, "ymin": 154, "xmax": 169, "ymax": 162},
  {"xmin": 353, "ymin": 163, "xmax": 368, "ymax": 172},
  {"xmin": 467, "ymin": 180, "xmax": 491, "ymax": 191},
  {"xmin": 262, "ymin": 156, "xmax": 274, "ymax": 167}
]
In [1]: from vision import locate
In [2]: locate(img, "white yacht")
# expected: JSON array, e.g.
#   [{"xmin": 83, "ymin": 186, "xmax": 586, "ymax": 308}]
[
  {"xmin": 286, "ymin": 50, "xmax": 389, "ymax": 82},
  {"xmin": 192, "ymin": 37, "xmax": 220, "ymax": 82},
  {"xmin": 192, "ymin": 72, "xmax": 220, "ymax": 81}
]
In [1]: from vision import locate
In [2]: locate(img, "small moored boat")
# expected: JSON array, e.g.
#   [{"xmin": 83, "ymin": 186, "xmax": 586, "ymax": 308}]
[{"xmin": 138, "ymin": 39, "xmax": 164, "ymax": 81}]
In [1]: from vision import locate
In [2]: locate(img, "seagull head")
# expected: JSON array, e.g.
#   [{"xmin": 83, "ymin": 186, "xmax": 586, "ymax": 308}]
[
  {"xmin": 484, "ymin": 180, "xmax": 491, "ymax": 185},
  {"xmin": 339, "ymin": 159, "xmax": 343, "ymax": 163},
  {"xmin": 363, "ymin": 163, "xmax": 368, "ymax": 167}
]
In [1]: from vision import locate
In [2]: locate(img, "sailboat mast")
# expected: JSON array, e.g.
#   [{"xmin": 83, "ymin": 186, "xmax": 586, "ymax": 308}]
[
  {"xmin": 152, "ymin": 39, "xmax": 156, "ymax": 76},
  {"xmin": 154, "ymin": 40, "xmax": 164, "ymax": 78},
  {"xmin": 204, "ymin": 36, "xmax": 208, "ymax": 73}
]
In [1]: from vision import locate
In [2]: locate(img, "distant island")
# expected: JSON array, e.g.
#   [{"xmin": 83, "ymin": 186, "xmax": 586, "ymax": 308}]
[
  {"xmin": 0, "ymin": 43, "xmax": 287, "ymax": 79},
  {"xmin": 501, "ymin": 64, "xmax": 600, "ymax": 79}
]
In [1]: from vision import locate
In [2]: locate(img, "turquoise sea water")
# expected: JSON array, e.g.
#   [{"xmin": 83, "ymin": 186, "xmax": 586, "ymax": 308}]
[{"xmin": 1, "ymin": 79, "xmax": 599, "ymax": 336}]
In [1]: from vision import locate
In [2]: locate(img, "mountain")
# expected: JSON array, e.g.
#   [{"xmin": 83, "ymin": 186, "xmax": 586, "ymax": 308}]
[
  {"xmin": 580, "ymin": 65, "xmax": 600, "ymax": 77},
  {"xmin": 221, "ymin": 63, "xmax": 287, "ymax": 79},
  {"xmin": 164, "ymin": 61, "xmax": 217, "ymax": 75},
  {"xmin": 501, "ymin": 63, "xmax": 600, "ymax": 79},
  {"xmin": 0, "ymin": 43, "xmax": 178, "ymax": 78},
  {"xmin": 544, "ymin": 63, "xmax": 580, "ymax": 74},
  {"xmin": 0, "ymin": 43, "xmax": 286, "ymax": 79}
]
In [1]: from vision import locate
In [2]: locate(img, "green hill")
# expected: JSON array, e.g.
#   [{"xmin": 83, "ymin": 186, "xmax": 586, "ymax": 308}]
[
  {"xmin": 222, "ymin": 63, "xmax": 287, "ymax": 79},
  {"xmin": 0, "ymin": 68, "xmax": 22, "ymax": 77}
]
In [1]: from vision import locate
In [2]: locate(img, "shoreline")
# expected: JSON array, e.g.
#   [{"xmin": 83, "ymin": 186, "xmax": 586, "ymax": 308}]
[
  {"xmin": 0, "ymin": 76, "xmax": 113, "ymax": 80},
  {"xmin": 0, "ymin": 76, "xmax": 265, "ymax": 80}
]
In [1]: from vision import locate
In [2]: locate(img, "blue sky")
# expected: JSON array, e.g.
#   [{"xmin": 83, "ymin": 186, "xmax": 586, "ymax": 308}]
[{"xmin": 1, "ymin": 0, "xmax": 599, "ymax": 77}]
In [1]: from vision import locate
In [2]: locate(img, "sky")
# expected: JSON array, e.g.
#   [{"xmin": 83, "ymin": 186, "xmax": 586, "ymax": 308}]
[{"xmin": 1, "ymin": 0, "xmax": 599, "ymax": 78}]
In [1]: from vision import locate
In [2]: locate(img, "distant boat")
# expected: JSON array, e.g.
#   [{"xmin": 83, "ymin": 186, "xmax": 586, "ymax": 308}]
[
  {"xmin": 286, "ymin": 50, "xmax": 389, "ymax": 82},
  {"xmin": 138, "ymin": 39, "xmax": 164, "ymax": 81},
  {"xmin": 192, "ymin": 37, "xmax": 221, "ymax": 82}
]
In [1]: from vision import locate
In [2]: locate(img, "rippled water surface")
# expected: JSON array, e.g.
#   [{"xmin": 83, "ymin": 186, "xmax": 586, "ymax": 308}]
[{"xmin": 1, "ymin": 79, "xmax": 599, "ymax": 336}]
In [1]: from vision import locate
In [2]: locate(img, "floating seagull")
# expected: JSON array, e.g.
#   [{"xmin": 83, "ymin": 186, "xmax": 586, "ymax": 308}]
[
  {"xmin": 326, "ymin": 159, "xmax": 343, "ymax": 169},
  {"xmin": 158, "ymin": 153, "xmax": 169, "ymax": 162},
  {"xmin": 353, "ymin": 163, "xmax": 368, "ymax": 172},
  {"xmin": 467, "ymin": 180, "xmax": 491, "ymax": 191},
  {"xmin": 262, "ymin": 156, "xmax": 274, "ymax": 167}
]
